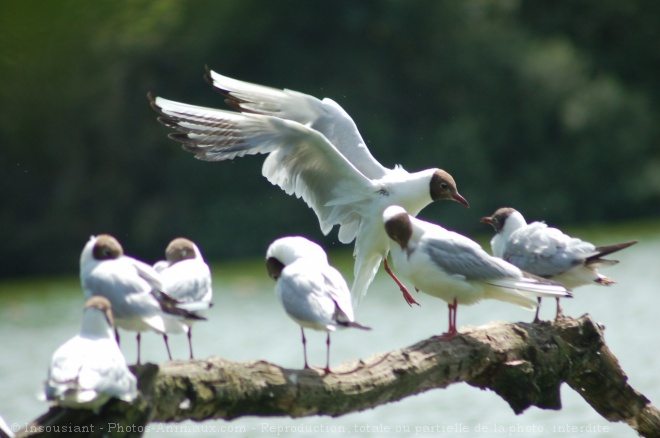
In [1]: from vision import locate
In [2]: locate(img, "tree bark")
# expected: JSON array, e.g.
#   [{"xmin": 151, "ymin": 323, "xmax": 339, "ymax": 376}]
[{"xmin": 18, "ymin": 315, "xmax": 660, "ymax": 437}]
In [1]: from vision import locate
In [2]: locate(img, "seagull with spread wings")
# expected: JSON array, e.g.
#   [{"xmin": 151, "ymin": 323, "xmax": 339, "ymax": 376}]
[{"xmin": 149, "ymin": 69, "xmax": 468, "ymax": 306}]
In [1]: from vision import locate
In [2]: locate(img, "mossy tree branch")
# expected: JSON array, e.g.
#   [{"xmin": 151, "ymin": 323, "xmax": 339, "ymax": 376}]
[{"xmin": 18, "ymin": 315, "xmax": 660, "ymax": 438}]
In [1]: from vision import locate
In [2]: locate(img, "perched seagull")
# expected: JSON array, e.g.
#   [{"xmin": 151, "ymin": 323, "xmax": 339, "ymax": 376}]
[
  {"xmin": 154, "ymin": 237, "xmax": 213, "ymax": 359},
  {"xmin": 265, "ymin": 236, "xmax": 371, "ymax": 373},
  {"xmin": 382, "ymin": 206, "xmax": 572, "ymax": 337},
  {"xmin": 149, "ymin": 70, "xmax": 469, "ymax": 306},
  {"xmin": 44, "ymin": 296, "xmax": 138, "ymax": 412},
  {"xmin": 481, "ymin": 207, "xmax": 638, "ymax": 320},
  {"xmin": 80, "ymin": 234, "xmax": 205, "ymax": 363}
]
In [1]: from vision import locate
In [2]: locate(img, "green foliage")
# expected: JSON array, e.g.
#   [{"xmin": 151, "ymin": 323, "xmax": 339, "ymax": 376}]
[{"xmin": 1, "ymin": 0, "xmax": 658, "ymax": 277}]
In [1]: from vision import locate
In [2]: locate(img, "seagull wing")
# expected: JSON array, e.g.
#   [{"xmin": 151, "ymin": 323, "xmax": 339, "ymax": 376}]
[
  {"xmin": 505, "ymin": 222, "xmax": 593, "ymax": 277},
  {"xmin": 321, "ymin": 264, "xmax": 355, "ymax": 322},
  {"xmin": 159, "ymin": 259, "xmax": 213, "ymax": 306},
  {"xmin": 151, "ymin": 95, "xmax": 376, "ymax": 237},
  {"xmin": 46, "ymin": 337, "xmax": 86, "ymax": 399},
  {"xmin": 422, "ymin": 231, "xmax": 521, "ymax": 280},
  {"xmin": 276, "ymin": 263, "xmax": 336, "ymax": 330},
  {"xmin": 80, "ymin": 340, "xmax": 137, "ymax": 402},
  {"xmin": 206, "ymin": 69, "xmax": 389, "ymax": 180},
  {"xmin": 424, "ymin": 233, "xmax": 569, "ymax": 297},
  {"xmin": 127, "ymin": 256, "xmax": 165, "ymax": 292}
]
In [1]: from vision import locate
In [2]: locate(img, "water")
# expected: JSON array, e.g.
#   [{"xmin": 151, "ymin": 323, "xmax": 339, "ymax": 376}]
[{"xmin": 1, "ymin": 222, "xmax": 658, "ymax": 437}]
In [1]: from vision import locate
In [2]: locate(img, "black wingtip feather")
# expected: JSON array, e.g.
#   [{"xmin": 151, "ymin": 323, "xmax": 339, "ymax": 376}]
[
  {"xmin": 154, "ymin": 290, "xmax": 207, "ymax": 321},
  {"xmin": 588, "ymin": 240, "xmax": 639, "ymax": 262}
]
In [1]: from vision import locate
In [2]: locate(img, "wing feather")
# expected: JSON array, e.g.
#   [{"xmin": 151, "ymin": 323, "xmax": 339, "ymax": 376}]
[
  {"xmin": 151, "ymin": 95, "xmax": 375, "ymax": 236},
  {"xmin": 206, "ymin": 69, "xmax": 389, "ymax": 179}
]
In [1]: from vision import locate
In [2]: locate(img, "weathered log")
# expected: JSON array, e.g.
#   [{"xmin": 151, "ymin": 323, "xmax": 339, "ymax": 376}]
[{"xmin": 18, "ymin": 315, "xmax": 660, "ymax": 437}]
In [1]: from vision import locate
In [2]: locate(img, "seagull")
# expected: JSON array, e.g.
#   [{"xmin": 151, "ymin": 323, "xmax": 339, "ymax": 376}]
[
  {"xmin": 154, "ymin": 237, "xmax": 213, "ymax": 359},
  {"xmin": 265, "ymin": 236, "xmax": 371, "ymax": 373},
  {"xmin": 382, "ymin": 206, "xmax": 572, "ymax": 337},
  {"xmin": 149, "ymin": 69, "xmax": 469, "ymax": 306},
  {"xmin": 44, "ymin": 296, "xmax": 138, "ymax": 413},
  {"xmin": 481, "ymin": 207, "xmax": 638, "ymax": 320},
  {"xmin": 80, "ymin": 234, "xmax": 205, "ymax": 363}
]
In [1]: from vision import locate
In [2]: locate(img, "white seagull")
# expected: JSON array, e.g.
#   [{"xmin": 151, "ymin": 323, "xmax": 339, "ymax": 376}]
[
  {"xmin": 481, "ymin": 207, "xmax": 638, "ymax": 320},
  {"xmin": 44, "ymin": 296, "xmax": 138, "ymax": 412},
  {"xmin": 80, "ymin": 234, "xmax": 205, "ymax": 363},
  {"xmin": 154, "ymin": 237, "xmax": 213, "ymax": 359},
  {"xmin": 382, "ymin": 206, "xmax": 572, "ymax": 337},
  {"xmin": 265, "ymin": 236, "xmax": 371, "ymax": 373},
  {"xmin": 149, "ymin": 69, "xmax": 469, "ymax": 306}
]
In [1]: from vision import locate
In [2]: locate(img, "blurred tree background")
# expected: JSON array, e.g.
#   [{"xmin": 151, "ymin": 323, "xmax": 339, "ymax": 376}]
[{"xmin": 1, "ymin": 0, "xmax": 658, "ymax": 278}]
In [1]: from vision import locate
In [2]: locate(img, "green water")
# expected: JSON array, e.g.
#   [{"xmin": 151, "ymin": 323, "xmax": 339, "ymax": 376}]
[{"xmin": 1, "ymin": 221, "xmax": 658, "ymax": 437}]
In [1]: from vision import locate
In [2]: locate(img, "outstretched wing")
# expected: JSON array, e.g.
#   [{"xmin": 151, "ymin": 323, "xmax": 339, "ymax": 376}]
[
  {"xmin": 150, "ymin": 95, "xmax": 375, "ymax": 236},
  {"xmin": 206, "ymin": 69, "xmax": 389, "ymax": 180}
]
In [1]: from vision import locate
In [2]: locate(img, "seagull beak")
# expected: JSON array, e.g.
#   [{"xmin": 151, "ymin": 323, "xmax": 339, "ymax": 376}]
[
  {"xmin": 452, "ymin": 193, "xmax": 470, "ymax": 208},
  {"xmin": 480, "ymin": 216, "xmax": 493, "ymax": 225}
]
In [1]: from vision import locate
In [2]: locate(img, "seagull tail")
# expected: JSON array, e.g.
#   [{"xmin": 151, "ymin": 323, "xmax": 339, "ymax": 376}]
[
  {"xmin": 153, "ymin": 290, "xmax": 207, "ymax": 321},
  {"xmin": 585, "ymin": 240, "xmax": 638, "ymax": 266},
  {"xmin": 485, "ymin": 274, "xmax": 572, "ymax": 299},
  {"xmin": 482, "ymin": 286, "xmax": 539, "ymax": 311},
  {"xmin": 350, "ymin": 254, "xmax": 383, "ymax": 306},
  {"xmin": 338, "ymin": 320, "xmax": 372, "ymax": 331}
]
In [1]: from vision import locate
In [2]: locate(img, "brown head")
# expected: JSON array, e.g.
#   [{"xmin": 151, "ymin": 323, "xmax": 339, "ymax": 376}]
[
  {"xmin": 480, "ymin": 207, "xmax": 517, "ymax": 233},
  {"xmin": 430, "ymin": 170, "xmax": 469, "ymax": 207},
  {"xmin": 92, "ymin": 234, "xmax": 124, "ymax": 260},
  {"xmin": 383, "ymin": 206, "xmax": 413, "ymax": 250},
  {"xmin": 165, "ymin": 238, "xmax": 197, "ymax": 264},
  {"xmin": 266, "ymin": 257, "xmax": 285, "ymax": 280},
  {"xmin": 84, "ymin": 295, "xmax": 114, "ymax": 327}
]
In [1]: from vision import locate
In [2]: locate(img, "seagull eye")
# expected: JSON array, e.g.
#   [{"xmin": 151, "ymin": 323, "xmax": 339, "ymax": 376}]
[{"xmin": 440, "ymin": 182, "xmax": 448, "ymax": 189}]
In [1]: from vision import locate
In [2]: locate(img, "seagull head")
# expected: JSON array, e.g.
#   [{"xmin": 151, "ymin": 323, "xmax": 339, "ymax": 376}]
[
  {"xmin": 84, "ymin": 295, "xmax": 115, "ymax": 327},
  {"xmin": 480, "ymin": 207, "xmax": 519, "ymax": 233},
  {"xmin": 430, "ymin": 170, "xmax": 469, "ymax": 208},
  {"xmin": 265, "ymin": 236, "xmax": 328, "ymax": 280},
  {"xmin": 165, "ymin": 237, "xmax": 200, "ymax": 264},
  {"xmin": 383, "ymin": 205, "xmax": 413, "ymax": 250},
  {"xmin": 91, "ymin": 234, "xmax": 124, "ymax": 260}
]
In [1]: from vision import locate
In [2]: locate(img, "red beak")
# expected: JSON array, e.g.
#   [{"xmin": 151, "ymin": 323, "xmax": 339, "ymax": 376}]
[{"xmin": 452, "ymin": 193, "xmax": 470, "ymax": 208}]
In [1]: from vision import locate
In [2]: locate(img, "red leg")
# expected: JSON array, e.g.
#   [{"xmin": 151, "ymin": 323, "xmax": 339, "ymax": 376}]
[
  {"xmin": 383, "ymin": 258, "xmax": 420, "ymax": 307},
  {"xmin": 439, "ymin": 298, "xmax": 458, "ymax": 339},
  {"xmin": 301, "ymin": 328, "xmax": 310, "ymax": 370}
]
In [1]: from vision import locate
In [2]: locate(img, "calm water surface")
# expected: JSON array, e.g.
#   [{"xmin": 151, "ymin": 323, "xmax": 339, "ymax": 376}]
[{"xmin": 0, "ymin": 222, "xmax": 658, "ymax": 437}]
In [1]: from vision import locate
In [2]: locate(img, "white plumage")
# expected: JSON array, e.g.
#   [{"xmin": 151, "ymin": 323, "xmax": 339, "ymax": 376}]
[
  {"xmin": 149, "ymin": 70, "xmax": 469, "ymax": 306},
  {"xmin": 383, "ymin": 206, "xmax": 572, "ymax": 336},
  {"xmin": 481, "ymin": 207, "xmax": 637, "ymax": 319},
  {"xmin": 80, "ymin": 234, "xmax": 203, "ymax": 363},
  {"xmin": 265, "ymin": 236, "xmax": 370, "ymax": 372},
  {"xmin": 44, "ymin": 296, "xmax": 137, "ymax": 413},
  {"xmin": 154, "ymin": 238, "xmax": 213, "ymax": 359}
]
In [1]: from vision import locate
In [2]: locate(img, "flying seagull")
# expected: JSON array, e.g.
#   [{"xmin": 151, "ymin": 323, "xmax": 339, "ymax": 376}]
[{"xmin": 149, "ymin": 69, "xmax": 468, "ymax": 306}]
